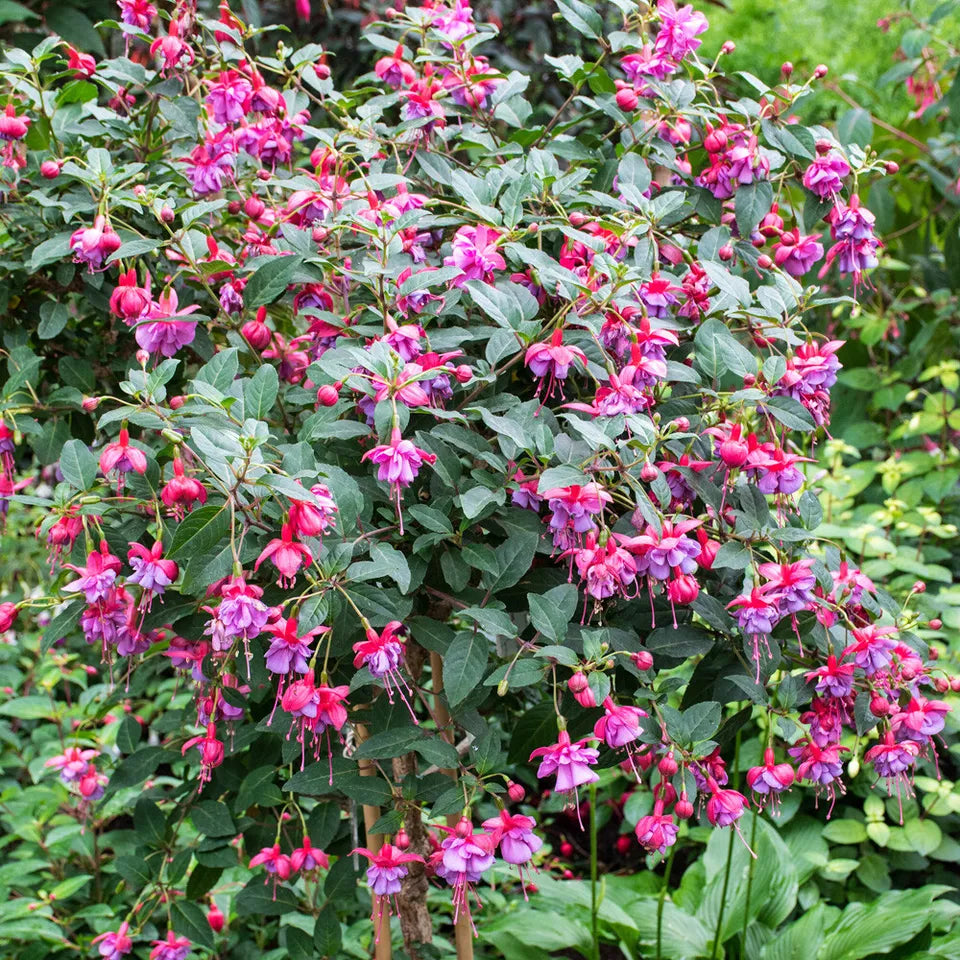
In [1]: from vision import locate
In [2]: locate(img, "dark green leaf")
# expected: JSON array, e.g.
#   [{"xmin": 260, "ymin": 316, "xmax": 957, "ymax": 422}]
[
  {"xmin": 244, "ymin": 254, "xmax": 304, "ymax": 307},
  {"xmin": 59, "ymin": 438, "xmax": 97, "ymax": 490},
  {"xmin": 443, "ymin": 631, "xmax": 489, "ymax": 707}
]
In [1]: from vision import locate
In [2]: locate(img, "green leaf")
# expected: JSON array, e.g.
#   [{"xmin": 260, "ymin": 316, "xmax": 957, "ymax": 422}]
[
  {"xmin": 837, "ymin": 108, "xmax": 873, "ymax": 149},
  {"xmin": 485, "ymin": 528, "xmax": 539, "ymax": 592},
  {"xmin": 817, "ymin": 886, "xmax": 948, "ymax": 960},
  {"xmin": 115, "ymin": 855, "xmax": 154, "ymax": 889},
  {"xmin": 284, "ymin": 761, "xmax": 393, "ymax": 805},
  {"xmin": 695, "ymin": 318, "xmax": 755, "ymax": 379},
  {"xmin": 41, "ymin": 599, "xmax": 84, "ymax": 653},
  {"xmin": 353, "ymin": 727, "xmax": 426, "ymax": 760},
  {"xmin": 168, "ymin": 504, "xmax": 230, "ymax": 559},
  {"xmin": 234, "ymin": 877, "xmax": 299, "ymax": 916},
  {"xmin": 172, "ymin": 901, "xmax": 214, "ymax": 951},
  {"xmin": 107, "ymin": 747, "xmax": 169, "ymax": 792},
  {"xmin": 59, "ymin": 438, "xmax": 97, "ymax": 490},
  {"xmin": 134, "ymin": 798, "xmax": 167, "ymax": 848},
  {"xmin": 244, "ymin": 363, "xmax": 279, "ymax": 420},
  {"xmin": 764, "ymin": 395, "xmax": 816, "ymax": 431},
  {"xmin": 798, "ymin": 490, "xmax": 823, "ymax": 529},
  {"xmin": 444, "ymin": 631, "xmax": 489, "ymax": 707},
  {"xmin": 115, "ymin": 715, "xmax": 141, "ymax": 753},
  {"xmin": 735, "ymin": 179, "xmax": 774, "ymax": 237},
  {"xmin": 904, "ymin": 817, "xmax": 942, "ymax": 856},
  {"xmin": 244, "ymin": 254, "xmax": 304, "ymax": 307},
  {"xmin": 191, "ymin": 800, "xmax": 236, "ymax": 838},
  {"xmin": 107, "ymin": 237, "xmax": 161, "ymax": 265},
  {"xmin": 821, "ymin": 819, "xmax": 867, "ymax": 844},
  {"xmin": 528, "ymin": 584, "xmax": 578, "ymax": 641},
  {"xmin": 0, "ymin": 695, "xmax": 55, "ymax": 719},
  {"xmin": 554, "ymin": 0, "xmax": 603, "ymax": 38},
  {"xmin": 194, "ymin": 348, "xmax": 239, "ymax": 392},
  {"xmin": 314, "ymin": 905, "xmax": 342, "ymax": 957},
  {"xmin": 236, "ymin": 766, "xmax": 282, "ymax": 811},
  {"xmin": 414, "ymin": 737, "xmax": 460, "ymax": 768},
  {"xmin": 38, "ymin": 302, "xmax": 69, "ymax": 339}
]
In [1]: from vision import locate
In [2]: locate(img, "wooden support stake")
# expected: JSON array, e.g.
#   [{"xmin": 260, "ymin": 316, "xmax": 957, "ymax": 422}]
[{"xmin": 431, "ymin": 652, "xmax": 474, "ymax": 960}]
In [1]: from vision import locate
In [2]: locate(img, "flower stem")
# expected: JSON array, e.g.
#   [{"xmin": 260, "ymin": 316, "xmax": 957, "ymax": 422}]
[
  {"xmin": 589, "ymin": 780, "xmax": 600, "ymax": 960},
  {"xmin": 710, "ymin": 826, "xmax": 736, "ymax": 960},
  {"xmin": 655, "ymin": 842, "xmax": 677, "ymax": 960},
  {"xmin": 740, "ymin": 811, "xmax": 760, "ymax": 951}
]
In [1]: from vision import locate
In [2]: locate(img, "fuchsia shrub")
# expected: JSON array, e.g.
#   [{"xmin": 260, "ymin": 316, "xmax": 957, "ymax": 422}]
[{"xmin": 0, "ymin": 0, "xmax": 953, "ymax": 956}]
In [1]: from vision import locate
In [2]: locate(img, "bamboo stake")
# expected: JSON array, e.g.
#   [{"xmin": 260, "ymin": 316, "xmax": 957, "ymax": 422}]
[
  {"xmin": 431, "ymin": 652, "xmax": 474, "ymax": 960},
  {"xmin": 357, "ymin": 723, "xmax": 393, "ymax": 960}
]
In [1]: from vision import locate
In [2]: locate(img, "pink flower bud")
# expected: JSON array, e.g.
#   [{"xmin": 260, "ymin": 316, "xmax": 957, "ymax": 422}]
[
  {"xmin": 929, "ymin": 618, "xmax": 942, "ymax": 630},
  {"xmin": 869, "ymin": 696, "xmax": 890, "ymax": 717},
  {"xmin": 885, "ymin": 161, "xmax": 899, "ymax": 174},
  {"xmin": 757, "ymin": 254, "xmax": 773, "ymax": 269},
  {"xmin": 244, "ymin": 195, "xmax": 266, "ymax": 219},
  {"xmin": 160, "ymin": 205, "xmax": 174, "ymax": 223},
  {"xmin": 640, "ymin": 462, "xmax": 659, "ymax": 482},
  {"xmin": 454, "ymin": 364, "xmax": 472, "ymax": 384},
  {"xmin": 81, "ymin": 396, "xmax": 100, "ymax": 412},
  {"xmin": 207, "ymin": 904, "xmax": 225, "ymax": 932},
  {"xmin": 719, "ymin": 438, "xmax": 749, "ymax": 467},
  {"xmin": 813, "ymin": 64, "xmax": 828, "ymax": 78},
  {"xmin": 632, "ymin": 650, "xmax": 654, "ymax": 671},
  {"xmin": 781, "ymin": 62, "xmax": 793, "ymax": 78},
  {"xmin": 912, "ymin": 580, "xmax": 926, "ymax": 594},
  {"xmin": 721, "ymin": 41, "xmax": 736, "ymax": 53},
  {"xmin": 675, "ymin": 792, "xmax": 693, "ymax": 819},
  {"xmin": 507, "ymin": 781, "xmax": 525, "ymax": 803},
  {"xmin": 718, "ymin": 243, "xmax": 735, "ymax": 261},
  {"xmin": 136, "ymin": 349, "xmax": 150, "ymax": 366},
  {"xmin": 658, "ymin": 752, "xmax": 678, "ymax": 777},
  {"xmin": 40, "ymin": 159, "xmax": 61, "ymax": 179},
  {"xmin": 703, "ymin": 129, "xmax": 727, "ymax": 153},
  {"xmin": 567, "ymin": 671, "xmax": 589, "ymax": 694},
  {"xmin": 394, "ymin": 828, "xmax": 410, "ymax": 849},
  {"xmin": 615, "ymin": 87, "xmax": 639, "ymax": 111},
  {"xmin": 241, "ymin": 319, "xmax": 271, "ymax": 350},
  {"xmin": 316, "ymin": 384, "xmax": 339, "ymax": 406},
  {"xmin": 0, "ymin": 603, "xmax": 17, "ymax": 632}
]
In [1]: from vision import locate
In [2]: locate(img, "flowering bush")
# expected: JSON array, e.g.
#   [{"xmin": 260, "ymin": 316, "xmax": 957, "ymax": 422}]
[{"xmin": 1, "ymin": 0, "xmax": 956, "ymax": 958}]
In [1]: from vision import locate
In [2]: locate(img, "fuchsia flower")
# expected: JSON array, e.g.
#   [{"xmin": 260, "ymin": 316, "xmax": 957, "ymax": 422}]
[
  {"xmin": 376, "ymin": 44, "xmax": 417, "ymax": 89},
  {"xmin": 354, "ymin": 842, "xmax": 425, "ymax": 942},
  {"xmin": 571, "ymin": 534, "xmax": 639, "ymax": 600},
  {"xmin": 805, "ymin": 654, "xmax": 856, "ymax": 698},
  {"xmin": 117, "ymin": 0, "xmax": 156, "ymax": 30},
  {"xmin": 705, "ymin": 778, "xmax": 751, "ymax": 853},
  {"xmin": 64, "ymin": 542, "xmax": 122, "ymax": 603},
  {"xmin": 727, "ymin": 583, "xmax": 780, "ymax": 681},
  {"xmin": 435, "ymin": 818, "xmax": 497, "ymax": 933},
  {"xmin": 181, "ymin": 722, "xmax": 225, "ymax": 788},
  {"xmin": 352, "ymin": 621, "xmax": 417, "ymax": 719},
  {"xmin": 594, "ymin": 696, "xmax": 647, "ymax": 749},
  {"xmin": 746, "ymin": 747, "xmax": 795, "ymax": 812},
  {"xmin": 161, "ymin": 456, "xmax": 207, "ymax": 518},
  {"xmin": 135, "ymin": 289, "xmax": 200, "ymax": 357},
  {"xmin": 802, "ymin": 150, "xmax": 850, "ymax": 199},
  {"xmin": 99, "ymin": 429, "xmax": 147, "ymax": 487},
  {"xmin": 543, "ymin": 483, "xmax": 612, "ymax": 541},
  {"xmin": 773, "ymin": 228, "xmax": 824, "ymax": 276},
  {"xmin": 654, "ymin": 0, "xmax": 708, "ymax": 61},
  {"xmin": 865, "ymin": 730, "xmax": 920, "ymax": 816},
  {"xmin": 757, "ymin": 559, "xmax": 816, "ymax": 614},
  {"xmin": 70, "ymin": 215, "xmax": 121, "ymax": 272},
  {"xmin": 149, "ymin": 931, "xmax": 191, "ymax": 960},
  {"xmin": 290, "ymin": 836, "xmax": 330, "ymax": 873},
  {"xmin": 524, "ymin": 328, "xmax": 587, "ymax": 400},
  {"xmin": 255, "ymin": 522, "xmax": 313, "ymax": 587},
  {"xmin": 842, "ymin": 624, "xmax": 897, "ymax": 676},
  {"xmin": 362, "ymin": 427, "xmax": 436, "ymax": 534},
  {"xmin": 530, "ymin": 730, "xmax": 599, "ymax": 826},
  {"xmin": 127, "ymin": 540, "xmax": 177, "ymax": 607},
  {"xmin": 150, "ymin": 20, "xmax": 194, "ymax": 76},
  {"xmin": 619, "ymin": 516, "xmax": 701, "ymax": 582},
  {"xmin": 891, "ymin": 695, "xmax": 951, "ymax": 743},
  {"xmin": 65, "ymin": 45, "xmax": 96, "ymax": 78},
  {"xmin": 206, "ymin": 70, "xmax": 253, "ymax": 124},
  {"xmin": 45, "ymin": 746, "xmax": 100, "ymax": 783},
  {"xmin": 635, "ymin": 799, "xmax": 679, "ymax": 854},
  {"xmin": 92, "ymin": 922, "xmax": 133, "ymax": 960},
  {"xmin": 264, "ymin": 616, "xmax": 327, "ymax": 675},
  {"xmin": 205, "ymin": 576, "xmax": 269, "ymax": 652},
  {"xmin": 789, "ymin": 740, "xmax": 848, "ymax": 815},
  {"xmin": 249, "ymin": 843, "xmax": 292, "ymax": 898},
  {"xmin": 444, "ymin": 224, "xmax": 505, "ymax": 286},
  {"xmin": 110, "ymin": 269, "xmax": 151, "ymax": 322},
  {"xmin": 482, "ymin": 809, "xmax": 543, "ymax": 866},
  {"xmin": 287, "ymin": 484, "xmax": 337, "ymax": 537},
  {"xmin": 745, "ymin": 440, "xmax": 811, "ymax": 496},
  {"xmin": 821, "ymin": 194, "xmax": 881, "ymax": 289}
]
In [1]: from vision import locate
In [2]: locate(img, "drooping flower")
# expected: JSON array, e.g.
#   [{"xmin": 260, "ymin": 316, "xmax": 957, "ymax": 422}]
[
  {"xmin": 117, "ymin": 0, "xmax": 156, "ymax": 30},
  {"xmin": 99, "ymin": 428, "xmax": 147, "ymax": 488},
  {"xmin": 135, "ymin": 289, "xmax": 200, "ymax": 358},
  {"xmin": 802, "ymin": 150, "xmax": 850, "ymax": 199},
  {"xmin": 181, "ymin": 722, "xmax": 225, "ymax": 788},
  {"xmin": 70, "ymin": 215, "xmax": 121, "ymax": 272},
  {"xmin": 842, "ymin": 624, "xmax": 898, "ymax": 676},
  {"xmin": 44, "ymin": 746, "xmax": 100, "ymax": 784},
  {"xmin": 289, "ymin": 836, "xmax": 330, "ymax": 873},
  {"xmin": 63, "ymin": 542, "xmax": 122, "ymax": 603},
  {"xmin": 352, "ymin": 621, "xmax": 417, "ymax": 720},
  {"xmin": 482, "ymin": 809, "xmax": 543, "ymax": 865},
  {"xmin": 161, "ymin": 456, "xmax": 207, "ymax": 518},
  {"xmin": 594, "ymin": 696, "xmax": 647, "ymax": 750},
  {"xmin": 524, "ymin": 328, "xmax": 587, "ymax": 401},
  {"xmin": 264, "ymin": 616, "xmax": 327, "ymax": 676},
  {"xmin": 444, "ymin": 224, "xmax": 506, "ymax": 286},
  {"xmin": 746, "ymin": 747, "xmax": 795, "ymax": 812},
  {"xmin": 654, "ymin": 0, "xmax": 708, "ymax": 62},
  {"xmin": 127, "ymin": 541, "xmax": 178, "ymax": 610},
  {"xmin": 249, "ymin": 843, "xmax": 292, "ymax": 897},
  {"xmin": 634, "ymin": 799, "xmax": 679, "ymax": 855},
  {"xmin": 255, "ymin": 522, "xmax": 313, "ymax": 587},
  {"xmin": 92, "ymin": 921, "xmax": 133, "ymax": 960},
  {"xmin": 530, "ymin": 729, "xmax": 599, "ymax": 827},
  {"xmin": 149, "ymin": 20, "xmax": 194, "ymax": 76},
  {"xmin": 773, "ymin": 228, "xmax": 824, "ymax": 276},
  {"xmin": 110, "ymin": 269, "xmax": 152, "ymax": 322},
  {"xmin": 149, "ymin": 930, "xmax": 191, "ymax": 960},
  {"xmin": 435, "ymin": 819, "xmax": 497, "ymax": 933},
  {"xmin": 353, "ymin": 842, "xmax": 425, "ymax": 942},
  {"xmin": 362, "ymin": 427, "xmax": 436, "ymax": 534},
  {"xmin": 805, "ymin": 654, "xmax": 856, "ymax": 699},
  {"xmin": 206, "ymin": 69, "xmax": 253, "ymax": 124}
]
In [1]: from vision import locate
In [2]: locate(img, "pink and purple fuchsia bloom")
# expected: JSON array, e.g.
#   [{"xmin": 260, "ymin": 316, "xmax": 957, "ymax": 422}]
[
  {"xmin": 530, "ymin": 730, "xmax": 599, "ymax": 828},
  {"xmin": 126, "ymin": 540, "xmax": 178, "ymax": 610},
  {"xmin": 746, "ymin": 748, "xmax": 795, "ymax": 813},
  {"xmin": 635, "ymin": 799, "xmax": 679, "ymax": 854},
  {"xmin": 444, "ymin": 224, "xmax": 506, "ymax": 286},
  {"xmin": 353, "ymin": 843, "xmax": 425, "ymax": 943},
  {"xmin": 352, "ymin": 621, "xmax": 418, "ymax": 721},
  {"xmin": 362, "ymin": 426, "xmax": 437, "ymax": 534},
  {"xmin": 92, "ymin": 922, "xmax": 133, "ymax": 960},
  {"xmin": 802, "ymin": 150, "xmax": 850, "ymax": 199},
  {"xmin": 525, "ymin": 328, "xmax": 588, "ymax": 402},
  {"xmin": 264, "ymin": 616, "xmax": 326, "ymax": 675}
]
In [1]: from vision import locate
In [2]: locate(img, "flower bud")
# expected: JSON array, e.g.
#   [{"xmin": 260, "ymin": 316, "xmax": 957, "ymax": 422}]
[
  {"xmin": 0, "ymin": 602, "xmax": 18, "ymax": 632},
  {"xmin": 847, "ymin": 756, "xmax": 859, "ymax": 778},
  {"xmin": 241, "ymin": 319, "xmax": 271, "ymax": 350},
  {"xmin": 675, "ymin": 793, "xmax": 694, "ymax": 819},
  {"xmin": 703, "ymin": 129, "xmax": 727, "ymax": 153},
  {"xmin": 244, "ymin": 195, "xmax": 266, "ymax": 219},
  {"xmin": 455, "ymin": 816, "xmax": 472, "ymax": 838},
  {"xmin": 454, "ymin": 364, "xmax": 472, "ymax": 384},
  {"xmin": 394, "ymin": 828, "xmax": 410, "ymax": 850},
  {"xmin": 869, "ymin": 695, "xmax": 889, "ymax": 717},
  {"xmin": 928, "ymin": 618, "xmax": 942, "ymax": 630},
  {"xmin": 615, "ymin": 835, "xmax": 632, "ymax": 855},
  {"xmin": 951, "ymin": 677, "xmax": 960, "ymax": 693},
  {"xmin": 672, "ymin": 416, "xmax": 690, "ymax": 432},
  {"xmin": 40, "ymin": 159, "xmax": 61, "ymax": 179},
  {"xmin": 632, "ymin": 650, "xmax": 654, "ymax": 671},
  {"xmin": 81, "ymin": 396, "xmax": 101, "ymax": 412},
  {"xmin": 169, "ymin": 395, "xmax": 186, "ymax": 410},
  {"xmin": 615, "ymin": 87, "xmax": 639, "ymax": 111},
  {"xmin": 757, "ymin": 254, "xmax": 773, "ymax": 269},
  {"xmin": 228, "ymin": 200, "xmax": 242, "ymax": 214},
  {"xmin": 658, "ymin": 752, "xmax": 678, "ymax": 777},
  {"xmin": 936, "ymin": 678, "xmax": 949, "ymax": 693},
  {"xmin": 257, "ymin": 169, "xmax": 271, "ymax": 181},
  {"xmin": 136, "ymin": 349, "xmax": 150, "ymax": 366},
  {"xmin": 640, "ymin": 462, "xmax": 659, "ymax": 482},
  {"xmin": 207, "ymin": 903, "xmax": 225, "ymax": 932},
  {"xmin": 721, "ymin": 40, "xmax": 735, "ymax": 53},
  {"xmin": 718, "ymin": 243, "xmax": 735, "ymax": 261},
  {"xmin": 316, "ymin": 384, "xmax": 339, "ymax": 406},
  {"xmin": 559, "ymin": 841, "xmax": 573, "ymax": 858},
  {"xmin": 497, "ymin": 679, "xmax": 509, "ymax": 696},
  {"xmin": 885, "ymin": 161, "xmax": 899, "ymax": 174},
  {"xmin": 160, "ymin": 205, "xmax": 174, "ymax": 223},
  {"xmin": 507, "ymin": 780, "xmax": 525, "ymax": 803},
  {"xmin": 813, "ymin": 64, "xmax": 828, "ymax": 78},
  {"xmin": 912, "ymin": 580, "xmax": 926, "ymax": 594},
  {"xmin": 781, "ymin": 62, "xmax": 793, "ymax": 78},
  {"xmin": 719, "ymin": 438, "xmax": 749, "ymax": 467}
]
